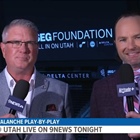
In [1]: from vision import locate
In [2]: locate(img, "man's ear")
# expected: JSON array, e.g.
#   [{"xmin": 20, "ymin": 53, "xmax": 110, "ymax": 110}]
[{"xmin": 0, "ymin": 42, "xmax": 6, "ymax": 58}]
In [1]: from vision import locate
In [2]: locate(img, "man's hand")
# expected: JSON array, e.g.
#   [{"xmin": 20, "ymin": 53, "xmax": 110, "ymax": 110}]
[
  {"xmin": 0, "ymin": 114, "xmax": 15, "ymax": 118},
  {"xmin": 0, "ymin": 114, "xmax": 15, "ymax": 137},
  {"xmin": 126, "ymin": 111, "xmax": 140, "ymax": 138}
]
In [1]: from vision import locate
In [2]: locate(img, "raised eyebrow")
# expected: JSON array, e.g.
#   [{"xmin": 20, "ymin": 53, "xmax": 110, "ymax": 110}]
[
  {"xmin": 8, "ymin": 40, "xmax": 21, "ymax": 43},
  {"xmin": 134, "ymin": 34, "xmax": 140, "ymax": 37},
  {"xmin": 14, "ymin": 40, "xmax": 21, "ymax": 42},
  {"xmin": 7, "ymin": 40, "xmax": 20, "ymax": 43},
  {"xmin": 26, "ymin": 41, "xmax": 37, "ymax": 43},
  {"xmin": 10, "ymin": 40, "xmax": 21, "ymax": 41},
  {"xmin": 116, "ymin": 36, "xmax": 126, "ymax": 41}
]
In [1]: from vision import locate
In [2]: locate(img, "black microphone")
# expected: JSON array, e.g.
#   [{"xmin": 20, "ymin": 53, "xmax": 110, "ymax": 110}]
[
  {"xmin": 8, "ymin": 79, "xmax": 30, "ymax": 115},
  {"xmin": 119, "ymin": 64, "xmax": 135, "ymax": 111}
]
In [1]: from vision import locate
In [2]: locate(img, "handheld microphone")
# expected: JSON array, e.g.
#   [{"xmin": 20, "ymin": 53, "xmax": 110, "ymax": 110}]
[
  {"xmin": 7, "ymin": 79, "xmax": 30, "ymax": 115},
  {"xmin": 118, "ymin": 64, "xmax": 135, "ymax": 111}
]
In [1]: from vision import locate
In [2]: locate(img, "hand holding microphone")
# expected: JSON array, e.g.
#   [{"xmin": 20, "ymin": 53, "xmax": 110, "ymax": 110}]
[
  {"xmin": 0, "ymin": 79, "xmax": 29, "ymax": 140},
  {"xmin": 117, "ymin": 64, "xmax": 140, "ymax": 139},
  {"xmin": 126, "ymin": 112, "xmax": 140, "ymax": 139},
  {"xmin": 0, "ymin": 114, "xmax": 15, "ymax": 139}
]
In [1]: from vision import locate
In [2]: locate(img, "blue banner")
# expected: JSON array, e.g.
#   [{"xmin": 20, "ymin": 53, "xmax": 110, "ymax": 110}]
[{"xmin": 0, "ymin": 118, "xmax": 140, "ymax": 126}]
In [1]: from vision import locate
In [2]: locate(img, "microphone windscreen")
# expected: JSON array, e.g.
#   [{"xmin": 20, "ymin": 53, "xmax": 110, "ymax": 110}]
[
  {"xmin": 119, "ymin": 64, "xmax": 134, "ymax": 84},
  {"xmin": 7, "ymin": 80, "xmax": 30, "ymax": 115},
  {"xmin": 13, "ymin": 79, "xmax": 30, "ymax": 100},
  {"xmin": 118, "ymin": 64, "xmax": 135, "ymax": 111}
]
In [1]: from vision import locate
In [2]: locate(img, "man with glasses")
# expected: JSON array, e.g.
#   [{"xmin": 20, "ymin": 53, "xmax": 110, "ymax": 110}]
[{"xmin": 0, "ymin": 19, "xmax": 74, "ymax": 140}]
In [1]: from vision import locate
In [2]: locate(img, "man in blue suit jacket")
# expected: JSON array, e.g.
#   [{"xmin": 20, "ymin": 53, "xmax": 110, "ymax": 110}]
[
  {"xmin": 89, "ymin": 10, "xmax": 140, "ymax": 140},
  {"xmin": 0, "ymin": 19, "xmax": 75, "ymax": 140}
]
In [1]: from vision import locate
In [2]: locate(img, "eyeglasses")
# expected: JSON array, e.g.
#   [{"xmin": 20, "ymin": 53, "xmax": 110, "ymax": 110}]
[{"xmin": 3, "ymin": 40, "xmax": 38, "ymax": 48}]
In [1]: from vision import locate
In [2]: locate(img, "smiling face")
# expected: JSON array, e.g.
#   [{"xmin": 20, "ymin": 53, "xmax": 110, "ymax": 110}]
[
  {"xmin": 115, "ymin": 16, "xmax": 140, "ymax": 70},
  {"xmin": 1, "ymin": 25, "xmax": 38, "ymax": 74}
]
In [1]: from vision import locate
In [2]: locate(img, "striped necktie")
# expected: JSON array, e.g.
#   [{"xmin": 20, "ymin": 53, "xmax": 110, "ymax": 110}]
[{"xmin": 134, "ymin": 71, "xmax": 140, "ymax": 113}]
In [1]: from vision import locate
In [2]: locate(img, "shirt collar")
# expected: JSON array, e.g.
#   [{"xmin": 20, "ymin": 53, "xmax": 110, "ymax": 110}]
[{"xmin": 4, "ymin": 66, "xmax": 36, "ymax": 90}]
